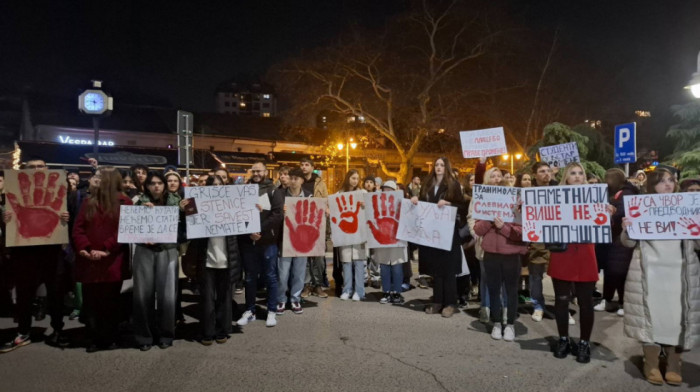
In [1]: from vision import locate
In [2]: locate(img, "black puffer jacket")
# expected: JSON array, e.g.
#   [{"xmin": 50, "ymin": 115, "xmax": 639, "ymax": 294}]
[{"xmin": 238, "ymin": 178, "xmax": 284, "ymax": 248}]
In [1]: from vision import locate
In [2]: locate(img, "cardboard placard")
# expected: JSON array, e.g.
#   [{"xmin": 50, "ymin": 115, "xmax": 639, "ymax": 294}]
[
  {"xmin": 184, "ymin": 184, "xmax": 260, "ymax": 239},
  {"xmin": 521, "ymin": 184, "xmax": 611, "ymax": 243},
  {"xmin": 329, "ymin": 191, "xmax": 367, "ymax": 247},
  {"xmin": 282, "ymin": 197, "xmax": 327, "ymax": 257},
  {"xmin": 364, "ymin": 191, "xmax": 406, "ymax": 248},
  {"xmin": 118, "ymin": 205, "xmax": 179, "ymax": 243},
  {"xmin": 4, "ymin": 169, "xmax": 68, "ymax": 247},
  {"xmin": 539, "ymin": 142, "xmax": 580, "ymax": 169},
  {"xmin": 396, "ymin": 200, "xmax": 457, "ymax": 251},
  {"xmin": 460, "ymin": 127, "xmax": 507, "ymax": 158},
  {"xmin": 471, "ymin": 185, "xmax": 521, "ymax": 223},
  {"xmin": 623, "ymin": 193, "xmax": 700, "ymax": 239}
]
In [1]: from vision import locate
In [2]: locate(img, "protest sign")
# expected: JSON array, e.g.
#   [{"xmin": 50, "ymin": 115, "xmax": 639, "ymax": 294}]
[
  {"xmin": 539, "ymin": 142, "xmax": 580, "ymax": 169},
  {"xmin": 4, "ymin": 169, "xmax": 68, "ymax": 247},
  {"xmin": 282, "ymin": 197, "xmax": 327, "ymax": 257},
  {"xmin": 184, "ymin": 184, "xmax": 260, "ymax": 239},
  {"xmin": 521, "ymin": 184, "xmax": 611, "ymax": 244},
  {"xmin": 471, "ymin": 185, "xmax": 521, "ymax": 223},
  {"xmin": 364, "ymin": 191, "xmax": 406, "ymax": 248},
  {"xmin": 118, "ymin": 206, "xmax": 179, "ymax": 243},
  {"xmin": 459, "ymin": 127, "xmax": 507, "ymax": 158},
  {"xmin": 329, "ymin": 191, "xmax": 367, "ymax": 247},
  {"xmin": 396, "ymin": 200, "xmax": 457, "ymax": 251},
  {"xmin": 623, "ymin": 193, "xmax": 700, "ymax": 240}
]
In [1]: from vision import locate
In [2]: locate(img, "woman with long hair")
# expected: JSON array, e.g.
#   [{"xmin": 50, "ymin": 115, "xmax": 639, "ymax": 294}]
[
  {"xmin": 72, "ymin": 168, "xmax": 133, "ymax": 352},
  {"xmin": 132, "ymin": 171, "xmax": 183, "ymax": 351},
  {"xmin": 413, "ymin": 157, "xmax": 467, "ymax": 317},
  {"xmin": 336, "ymin": 169, "xmax": 367, "ymax": 301},
  {"xmin": 621, "ymin": 168, "xmax": 700, "ymax": 385},
  {"xmin": 550, "ymin": 162, "xmax": 599, "ymax": 363}
]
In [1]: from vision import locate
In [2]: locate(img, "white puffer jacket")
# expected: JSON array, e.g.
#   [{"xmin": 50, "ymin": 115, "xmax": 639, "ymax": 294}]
[{"xmin": 621, "ymin": 232, "xmax": 700, "ymax": 349}]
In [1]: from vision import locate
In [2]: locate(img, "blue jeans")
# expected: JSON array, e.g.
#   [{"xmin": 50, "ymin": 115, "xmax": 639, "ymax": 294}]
[
  {"xmin": 528, "ymin": 263, "xmax": 546, "ymax": 311},
  {"xmin": 277, "ymin": 256, "xmax": 307, "ymax": 304},
  {"xmin": 241, "ymin": 244, "xmax": 278, "ymax": 312},
  {"xmin": 380, "ymin": 264, "xmax": 404, "ymax": 293},
  {"xmin": 342, "ymin": 261, "xmax": 365, "ymax": 298}
]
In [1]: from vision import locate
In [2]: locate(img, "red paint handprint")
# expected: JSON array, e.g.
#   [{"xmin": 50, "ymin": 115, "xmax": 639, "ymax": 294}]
[
  {"xmin": 6, "ymin": 171, "xmax": 66, "ymax": 239},
  {"xmin": 524, "ymin": 221, "xmax": 540, "ymax": 242},
  {"xmin": 593, "ymin": 203, "xmax": 608, "ymax": 225},
  {"xmin": 285, "ymin": 199, "xmax": 324, "ymax": 253},
  {"xmin": 679, "ymin": 217, "xmax": 700, "ymax": 236},
  {"xmin": 627, "ymin": 197, "xmax": 642, "ymax": 218},
  {"xmin": 331, "ymin": 193, "xmax": 361, "ymax": 234},
  {"xmin": 367, "ymin": 193, "xmax": 400, "ymax": 245}
]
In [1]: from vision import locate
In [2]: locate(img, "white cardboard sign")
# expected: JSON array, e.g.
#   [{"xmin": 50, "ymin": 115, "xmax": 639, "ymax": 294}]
[
  {"xmin": 539, "ymin": 142, "xmax": 580, "ymax": 169},
  {"xmin": 364, "ymin": 191, "xmax": 406, "ymax": 249},
  {"xmin": 396, "ymin": 200, "xmax": 457, "ymax": 251},
  {"xmin": 282, "ymin": 197, "xmax": 327, "ymax": 257},
  {"xmin": 184, "ymin": 185, "xmax": 260, "ymax": 239},
  {"xmin": 623, "ymin": 193, "xmax": 700, "ymax": 240},
  {"xmin": 460, "ymin": 127, "xmax": 507, "ymax": 158},
  {"xmin": 118, "ymin": 205, "xmax": 179, "ymax": 243},
  {"xmin": 471, "ymin": 185, "xmax": 521, "ymax": 223},
  {"xmin": 329, "ymin": 191, "xmax": 367, "ymax": 247}
]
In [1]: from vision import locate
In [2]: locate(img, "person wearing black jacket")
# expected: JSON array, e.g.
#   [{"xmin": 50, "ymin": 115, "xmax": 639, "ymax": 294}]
[{"xmin": 236, "ymin": 161, "xmax": 284, "ymax": 328}]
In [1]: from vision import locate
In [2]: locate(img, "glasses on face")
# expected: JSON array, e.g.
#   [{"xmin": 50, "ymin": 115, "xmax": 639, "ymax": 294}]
[{"xmin": 26, "ymin": 164, "xmax": 46, "ymax": 169}]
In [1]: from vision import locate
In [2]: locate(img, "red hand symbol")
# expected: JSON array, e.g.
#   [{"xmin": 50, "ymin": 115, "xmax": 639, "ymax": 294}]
[
  {"xmin": 593, "ymin": 203, "xmax": 608, "ymax": 225},
  {"xmin": 679, "ymin": 217, "xmax": 700, "ymax": 236},
  {"xmin": 627, "ymin": 197, "xmax": 642, "ymax": 218},
  {"xmin": 524, "ymin": 221, "xmax": 540, "ymax": 242},
  {"xmin": 6, "ymin": 171, "xmax": 67, "ymax": 239},
  {"xmin": 331, "ymin": 193, "xmax": 361, "ymax": 234},
  {"xmin": 285, "ymin": 199, "xmax": 324, "ymax": 253},
  {"xmin": 367, "ymin": 193, "xmax": 400, "ymax": 245}
]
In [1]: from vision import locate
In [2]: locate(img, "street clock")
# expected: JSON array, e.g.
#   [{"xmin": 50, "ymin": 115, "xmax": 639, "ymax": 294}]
[{"xmin": 78, "ymin": 81, "xmax": 113, "ymax": 115}]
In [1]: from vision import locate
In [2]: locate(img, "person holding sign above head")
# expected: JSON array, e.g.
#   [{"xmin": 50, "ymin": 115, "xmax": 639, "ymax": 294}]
[
  {"xmin": 336, "ymin": 170, "xmax": 367, "ymax": 301},
  {"xmin": 620, "ymin": 168, "xmax": 700, "ymax": 386},
  {"xmin": 549, "ymin": 162, "xmax": 600, "ymax": 364},
  {"xmin": 132, "ymin": 171, "xmax": 184, "ymax": 351},
  {"xmin": 413, "ymin": 157, "xmax": 467, "ymax": 318},
  {"xmin": 473, "ymin": 170, "xmax": 526, "ymax": 341},
  {"xmin": 72, "ymin": 168, "xmax": 133, "ymax": 352}
]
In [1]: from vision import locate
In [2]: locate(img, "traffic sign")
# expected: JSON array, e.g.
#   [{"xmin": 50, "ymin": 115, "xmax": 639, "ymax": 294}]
[{"xmin": 614, "ymin": 122, "xmax": 636, "ymax": 164}]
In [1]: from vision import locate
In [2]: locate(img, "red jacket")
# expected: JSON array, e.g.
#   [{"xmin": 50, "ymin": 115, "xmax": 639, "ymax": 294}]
[
  {"xmin": 548, "ymin": 243, "xmax": 598, "ymax": 282},
  {"xmin": 72, "ymin": 194, "xmax": 133, "ymax": 283},
  {"xmin": 474, "ymin": 220, "xmax": 527, "ymax": 255}
]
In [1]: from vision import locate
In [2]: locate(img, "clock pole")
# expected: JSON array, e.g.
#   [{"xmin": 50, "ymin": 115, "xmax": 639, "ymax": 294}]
[
  {"xmin": 78, "ymin": 80, "xmax": 113, "ymax": 158},
  {"xmin": 93, "ymin": 116, "xmax": 100, "ymax": 155}
]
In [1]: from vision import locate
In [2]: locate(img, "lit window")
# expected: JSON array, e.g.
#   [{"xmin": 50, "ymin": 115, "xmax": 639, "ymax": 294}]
[
  {"xmin": 263, "ymin": 94, "xmax": 270, "ymax": 99},
  {"xmin": 240, "ymin": 102, "xmax": 246, "ymax": 108},
  {"xmin": 262, "ymin": 112, "xmax": 271, "ymax": 117}
]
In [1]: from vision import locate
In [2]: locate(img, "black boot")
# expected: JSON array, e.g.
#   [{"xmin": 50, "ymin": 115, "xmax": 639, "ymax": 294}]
[
  {"xmin": 576, "ymin": 340, "xmax": 591, "ymax": 363},
  {"xmin": 554, "ymin": 337, "xmax": 574, "ymax": 358},
  {"xmin": 34, "ymin": 296, "xmax": 47, "ymax": 321}
]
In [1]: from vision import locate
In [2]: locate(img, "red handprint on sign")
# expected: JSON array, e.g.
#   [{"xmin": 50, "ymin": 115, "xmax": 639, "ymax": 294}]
[
  {"xmin": 331, "ymin": 193, "xmax": 361, "ymax": 234},
  {"xmin": 367, "ymin": 193, "xmax": 400, "ymax": 245},
  {"xmin": 593, "ymin": 203, "xmax": 608, "ymax": 225},
  {"xmin": 285, "ymin": 199, "xmax": 324, "ymax": 253},
  {"xmin": 628, "ymin": 197, "xmax": 642, "ymax": 218},
  {"xmin": 679, "ymin": 217, "xmax": 700, "ymax": 236},
  {"xmin": 524, "ymin": 221, "xmax": 540, "ymax": 242},
  {"xmin": 6, "ymin": 171, "xmax": 66, "ymax": 239}
]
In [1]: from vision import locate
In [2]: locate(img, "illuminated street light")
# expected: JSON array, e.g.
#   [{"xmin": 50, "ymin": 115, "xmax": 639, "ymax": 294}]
[
  {"xmin": 502, "ymin": 153, "xmax": 523, "ymax": 174},
  {"xmin": 685, "ymin": 50, "xmax": 700, "ymax": 98},
  {"xmin": 338, "ymin": 138, "xmax": 357, "ymax": 171}
]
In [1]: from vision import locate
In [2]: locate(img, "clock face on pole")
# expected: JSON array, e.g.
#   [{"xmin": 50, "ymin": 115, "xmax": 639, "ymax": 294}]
[{"xmin": 84, "ymin": 92, "xmax": 105, "ymax": 112}]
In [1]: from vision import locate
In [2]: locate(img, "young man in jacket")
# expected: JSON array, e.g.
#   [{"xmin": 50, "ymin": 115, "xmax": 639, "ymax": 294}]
[
  {"xmin": 237, "ymin": 161, "xmax": 284, "ymax": 327},
  {"xmin": 299, "ymin": 158, "xmax": 329, "ymax": 298}
]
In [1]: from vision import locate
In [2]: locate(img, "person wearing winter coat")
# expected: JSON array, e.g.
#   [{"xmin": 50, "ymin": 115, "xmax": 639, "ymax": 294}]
[{"xmin": 621, "ymin": 168, "xmax": 700, "ymax": 386}]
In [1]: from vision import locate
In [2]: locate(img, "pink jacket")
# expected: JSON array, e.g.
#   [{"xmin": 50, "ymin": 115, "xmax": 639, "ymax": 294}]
[{"xmin": 473, "ymin": 220, "xmax": 527, "ymax": 255}]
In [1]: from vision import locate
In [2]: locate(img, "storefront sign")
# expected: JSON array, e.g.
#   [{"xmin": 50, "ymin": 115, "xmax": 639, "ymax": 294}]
[{"xmin": 58, "ymin": 135, "xmax": 115, "ymax": 146}]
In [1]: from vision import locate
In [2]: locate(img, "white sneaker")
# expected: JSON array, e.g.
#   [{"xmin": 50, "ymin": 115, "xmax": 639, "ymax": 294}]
[
  {"xmin": 491, "ymin": 324, "xmax": 503, "ymax": 340},
  {"xmin": 236, "ymin": 310, "xmax": 255, "ymax": 326},
  {"xmin": 351, "ymin": 293, "xmax": 361, "ymax": 301},
  {"xmin": 617, "ymin": 308, "xmax": 624, "ymax": 317},
  {"xmin": 593, "ymin": 299, "xmax": 607, "ymax": 312},
  {"xmin": 531, "ymin": 309, "xmax": 544, "ymax": 322},
  {"xmin": 568, "ymin": 313, "xmax": 576, "ymax": 325},
  {"xmin": 340, "ymin": 292, "xmax": 350, "ymax": 301},
  {"xmin": 266, "ymin": 312, "xmax": 277, "ymax": 327},
  {"xmin": 503, "ymin": 324, "xmax": 515, "ymax": 341}
]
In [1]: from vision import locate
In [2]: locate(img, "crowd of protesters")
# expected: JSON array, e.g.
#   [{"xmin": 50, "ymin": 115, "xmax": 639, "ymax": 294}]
[{"xmin": 0, "ymin": 153, "xmax": 698, "ymax": 387}]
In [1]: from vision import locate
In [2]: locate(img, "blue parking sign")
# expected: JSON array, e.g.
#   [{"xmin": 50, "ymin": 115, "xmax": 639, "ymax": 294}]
[{"xmin": 614, "ymin": 123, "xmax": 636, "ymax": 164}]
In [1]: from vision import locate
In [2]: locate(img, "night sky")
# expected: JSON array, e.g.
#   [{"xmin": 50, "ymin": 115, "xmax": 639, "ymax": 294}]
[{"xmin": 2, "ymin": 0, "xmax": 699, "ymax": 138}]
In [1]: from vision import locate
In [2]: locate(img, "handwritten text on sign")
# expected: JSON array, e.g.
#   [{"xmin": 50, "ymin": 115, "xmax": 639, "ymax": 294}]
[
  {"xmin": 460, "ymin": 127, "xmax": 507, "ymax": 158},
  {"xmin": 118, "ymin": 205, "xmax": 179, "ymax": 243},
  {"xmin": 185, "ymin": 185, "xmax": 260, "ymax": 239},
  {"xmin": 396, "ymin": 200, "xmax": 457, "ymax": 251},
  {"xmin": 472, "ymin": 185, "xmax": 521, "ymax": 223},
  {"xmin": 539, "ymin": 142, "xmax": 580, "ymax": 168},
  {"xmin": 623, "ymin": 193, "xmax": 700, "ymax": 239},
  {"xmin": 521, "ymin": 184, "xmax": 611, "ymax": 244}
]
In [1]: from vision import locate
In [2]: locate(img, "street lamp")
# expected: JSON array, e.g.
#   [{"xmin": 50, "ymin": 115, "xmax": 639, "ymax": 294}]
[
  {"xmin": 685, "ymin": 50, "xmax": 700, "ymax": 98},
  {"xmin": 502, "ymin": 153, "xmax": 523, "ymax": 174},
  {"xmin": 337, "ymin": 138, "xmax": 358, "ymax": 171}
]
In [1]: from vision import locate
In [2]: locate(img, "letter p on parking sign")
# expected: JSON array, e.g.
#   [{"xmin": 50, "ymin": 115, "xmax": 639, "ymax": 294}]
[{"xmin": 614, "ymin": 122, "xmax": 636, "ymax": 164}]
